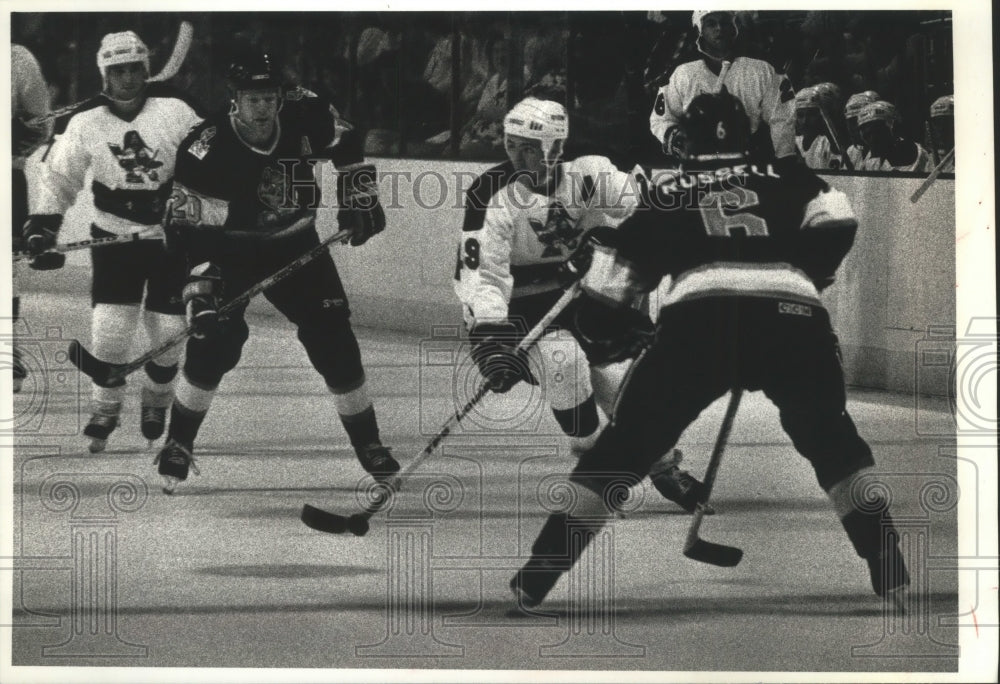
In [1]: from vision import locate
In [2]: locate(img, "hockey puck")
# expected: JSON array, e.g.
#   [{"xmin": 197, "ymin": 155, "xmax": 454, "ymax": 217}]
[{"xmin": 347, "ymin": 514, "xmax": 370, "ymax": 536}]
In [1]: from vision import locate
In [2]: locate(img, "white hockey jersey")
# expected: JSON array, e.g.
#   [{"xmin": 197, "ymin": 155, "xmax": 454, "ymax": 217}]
[
  {"xmin": 859, "ymin": 142, "xmax": 933, "ymax": 173},
  {"xmin": 846, "ymin": 144, "xmax": 869, "ymax": 169},
  {"xmin": 650, "ymin": 57, "xmax": 796, "ymax": 159},
  {"xmin": 455, "ymin": 155, "xmax": 640, "ymax": 323},
  {"xmin": 33, "ymin": 85, "xmax": 202, "ymax": 237},
  {"xmin": 796, "ymin": 134, "xmax": 844, "ymax": 171}
]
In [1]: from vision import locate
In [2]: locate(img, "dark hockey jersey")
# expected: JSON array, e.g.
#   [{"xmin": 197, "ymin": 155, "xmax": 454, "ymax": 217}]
[
  {"xmin": 585, "ymin": 160, "xmax": 858, "ymax": 309},
  {"xmin": 171, "ymin": 88, "xmax": 358, "ymax": 235}
]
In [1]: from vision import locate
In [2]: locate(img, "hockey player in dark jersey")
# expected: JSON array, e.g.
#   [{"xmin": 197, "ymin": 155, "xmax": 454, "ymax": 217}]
[
  {"xmin": 510, "ymin": 89, "xmax": 909, "ymax": 608},
  {"xmin": 153, "ymin": 48, "xmax": 395, "ymax": 493},
  {"xmin": 455, "ymin": 97, "xmax": 707, "ymax": 513}
]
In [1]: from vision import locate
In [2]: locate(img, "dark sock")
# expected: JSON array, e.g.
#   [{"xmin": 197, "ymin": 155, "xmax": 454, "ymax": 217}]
[
  {"xmin": 341, "ymin": 404, "xmax": 380, "ymax": 449},
  {"xmin": 167, "ymin": 401, "xmax": 206, "ymax": 449}
]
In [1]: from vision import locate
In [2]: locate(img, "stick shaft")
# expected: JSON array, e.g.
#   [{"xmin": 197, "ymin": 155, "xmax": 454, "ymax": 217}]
[
  {"xmin": 359, "ymin": 282, "xmax": 583, "ymax": 519},
  {"xmin": 14, "ymin": 230, "xmax": 154, "ymax": 262},
  {"xmin": 106, "ymin": 228, "xmax": 351, "ymax": 382},
  {"xmin": 910, "ymin": 147, "xmax": 955, "ymax": 203}
]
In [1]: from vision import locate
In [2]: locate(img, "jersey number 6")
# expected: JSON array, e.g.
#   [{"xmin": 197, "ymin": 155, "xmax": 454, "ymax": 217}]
[{"xmin": 698, "ymin": 187, "xmax": 769, "ymax": 237}]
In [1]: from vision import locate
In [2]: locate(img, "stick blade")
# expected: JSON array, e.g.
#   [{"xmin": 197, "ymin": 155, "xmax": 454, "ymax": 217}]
[
  {"xmin": 683, "ymin": 538, "xmax": 744, "ymax": 567},
  {"xmin": 67, "ymin": 339, "xmax": 114, "ymax": 385},
  {"xmin": 301, "ymin": 504, "xmax": 351, "ymax": 534}
]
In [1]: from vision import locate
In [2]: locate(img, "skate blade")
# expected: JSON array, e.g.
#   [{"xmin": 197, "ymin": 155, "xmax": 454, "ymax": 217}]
[
  {"xmin": 884, "ymin": 586, "xmax": 908, "ymax": 616},
  {"xmin": 161, "ymin": 475, "xmax": 181, "ymax": 495},
  {"xmin": 88, "ymin": 438, "xmax": 108, "ymax": 454}
]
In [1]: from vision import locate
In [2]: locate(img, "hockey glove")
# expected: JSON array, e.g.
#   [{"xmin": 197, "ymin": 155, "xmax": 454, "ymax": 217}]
[
  {"xmin": 573, "ymin": 294, "xmax": 654, "ymax": 365},
  {"xmin": 469, "ymin": 320, "xmax": 532, "ymax": 394},
  {"xmin": 662, "ymin": 125, "xmax": 688, "ymax": 158},
  {"xmin": 556, "ymin": 226, "xmax": 620, "ymax": 286},
  {"xmin": 337, "ymin": 163, "xmax": 386, "ymax": 246},
  {"xmin": 183, "ymin": 262, "xmax": 224, "ymax": 339},
  {"xmin": 23, "ymin": 215, "xmax": 66, "ymax": 270}
]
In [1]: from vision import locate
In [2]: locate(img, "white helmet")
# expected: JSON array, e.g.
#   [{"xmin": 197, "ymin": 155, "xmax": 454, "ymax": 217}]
[
  {"xmin": 692, "ymin": 10, "xmax": 737, "ymax": 33},
  {"xmin": 930, "ymin": 94, "xmax": 954, "ymax": 119},
  {"xmin": 503, "ymin": 97, "xmax": 569, "ymax": 164},
  {"xmin": 857, "ymin": 100, "xmax": 899, "ymax": 129},
  {"xmin": 97, "ymin": 31, "xmax": 150, "ymax": 87},
  {"xmin": 844, "ymin": 90, "xmax": 880, "ymax": 119}
]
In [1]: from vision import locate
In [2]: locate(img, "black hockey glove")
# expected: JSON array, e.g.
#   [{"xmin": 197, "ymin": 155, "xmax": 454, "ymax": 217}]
[
  {"xmin": 556, "ymin": 226, "xmax": 618, "ymax": 287},
  {"xmin": 22, "ymin": 215, "xmax": 66, "ymax": 270},
  {"xmin": 573, "ymin": 293, "xmax": 655, "ymax": 365},
  {"xmin": 469, "ymin": 320, "xmax": 532, "ymax": 394},
  {"xmin": 183, "ymin": 262, "xmax": 224, "ymax": 339},
  {"xmin": 337, "ymin": 163, "xmax": 386, "ymax": 246},
  {"xmin": 662, "ymin": 125, "xmax": 688, "ymax": 158}
]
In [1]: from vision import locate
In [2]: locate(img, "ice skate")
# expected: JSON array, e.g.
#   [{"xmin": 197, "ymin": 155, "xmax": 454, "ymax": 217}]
[
  {"xmin": 140, "ymin": 386, "xmax": 171, "ymax": 445},
  {"xmin": 154, "ymin": 439, "xmax": 199, "ymax": 494},
  {"xmin": 649, "ymin": 449, "xmax": 713, "ymax": 514},
  {"xmin": 83, "ymin": 400, "xmax": 122, "ymax": 453},
  {"xmin": 867, "ymin": 538, "xmax": 911, "ymax": 613},
  {"xmin": 12, "ymin": 348, "xmax": 27, "ymax": 394},
  {"xmin": 510, "ymin": 560, "xmax": 563, "ymax": 609},
  {"xmin": 354, "ymin": 442, "xmax": 400, "ymax": 482}
]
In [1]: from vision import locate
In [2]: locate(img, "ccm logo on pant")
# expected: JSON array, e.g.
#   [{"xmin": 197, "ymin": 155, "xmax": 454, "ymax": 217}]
[{"xmin": 778, "ymin": 302, "xmax": 812, "ymax": 317}]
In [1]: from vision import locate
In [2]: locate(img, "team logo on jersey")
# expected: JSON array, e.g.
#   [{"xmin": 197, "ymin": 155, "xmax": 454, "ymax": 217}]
[
  {"xmin": 109, "ymin": 131, "xmax": 163, "ymax": 183},
  {"xmin": 258, "ymin": 164, "xmax": 295, "ymax": 212},
  {"xmin": 187, "ymin": 126, "xmax": 216, "ymax": 160},
  {"xmin": 528, "ymin": 201, "xmax": 584, "ymax": 258}
]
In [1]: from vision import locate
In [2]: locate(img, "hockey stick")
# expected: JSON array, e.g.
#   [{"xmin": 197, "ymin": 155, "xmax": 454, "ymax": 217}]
[
  {"xmin": 25, "ymin": 21, "xmax": 194, "ymax": 128},
  {"xmin": 301, "ymin": 281, "xmax": 583, "ymax": 537},
  {"xmin": 909, "ymin": 146, "xmax": 954, "ymax": 203},
  {"xmin": 683, "ymin": 388, "xmax": 744, "ymax": 567},
  {"xmin": 818, "ymin": 108, "xmax": 854, "ymax": 171},
  {"xmin": 68, "ymin": 225, "xmax": 353, "ymax": 386},
  {"xmin": 14, "ymin": 229, "xmax": 158, "ymax": 263}
]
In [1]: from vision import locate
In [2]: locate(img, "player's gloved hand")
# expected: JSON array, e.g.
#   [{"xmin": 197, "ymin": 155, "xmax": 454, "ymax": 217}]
[
  {"xmin": 22, "ymin": 215, "xmax": 66, "ymax": 270},
  {"xmin": 469, "ymin": 320, "xmax": 531, "ymax": 393},
  {"xmin": 183, "ymin": 262, "xmax": 224, "ymax": 339},
  {"xmin": 663, "ymin": 125, "xmax": 688, "ymax": 158},
  {"xmin": 337, "ymin": 163, "xmax": 386, "ymax": 246},
  {"xmin": 573, "ymin": 294, "xmax": 655, "ymax": 365},
  {"xmin": 557, "ymin": 226, "xmax": 618, "ymax": 286}
]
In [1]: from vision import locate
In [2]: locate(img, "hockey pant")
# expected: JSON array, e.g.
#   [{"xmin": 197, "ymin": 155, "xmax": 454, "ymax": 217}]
[
  {"xmin": 88, "ymin": 226, "xmax": 186, "ymax": 405},
  {"xmin": 177, "ymin": 236, "xmax": 366, "ymax": 417},
  {"xmin": 573, "ymin": 296, "xmax": 876, "ymax": 502}
]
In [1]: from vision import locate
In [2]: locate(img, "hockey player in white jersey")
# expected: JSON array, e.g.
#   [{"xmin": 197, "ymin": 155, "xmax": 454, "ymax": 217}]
[
  {"xmin": 928, "ymin": 94, "xmax": 954, "ymax": 172},
  {"xmin": 24, "ymin": 31, "xmax": 203, "ymax": 452},
  {"xmin": 843, "ymin": 90, "xmax": 880, "ymax": 169},
  {"xmin": 794, "ymin": 83, "xmax": 846, "ymax": 170},
  {"xmin": 856, "ymin": 100, "xmax": 932, "ymax": 173},
  {"xmin": 649, "ymin": 10, "xmax": 796, "ymax": 160},
  {"xmin": 455, "ymin": 96, "xmax": 707, "ymax": 512}
]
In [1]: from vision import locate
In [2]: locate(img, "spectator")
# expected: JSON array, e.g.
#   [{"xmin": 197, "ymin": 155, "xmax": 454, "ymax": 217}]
[
  {"xmin": 458, "ymin": 34, "xmax": 508, "ymax": 158},
  {"xmin": 857, "ymin": 100, "xmax": 932, "ymax": 173}
]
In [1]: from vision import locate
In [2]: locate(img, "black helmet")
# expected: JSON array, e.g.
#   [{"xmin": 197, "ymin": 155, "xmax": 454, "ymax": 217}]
[
  {"xmin": 678, "ymin": 87, "xmax": 751, "ymax": 160},
  {"xmin": 227, "ymin": 48, "xmax": 281, "ymax": 92}
]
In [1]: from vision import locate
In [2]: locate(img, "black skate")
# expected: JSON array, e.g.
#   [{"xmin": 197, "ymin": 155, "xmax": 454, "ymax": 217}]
[
  {"xmin": 12, "ymin": 347, "xmax": 27, "ymax": 394},
  {"xmin": 140, "ymin": 387, "xmax": 171, "ymax": 444},
  {"xmin": 83, "ymin": 401, "xmax": 122, "ymax": 453},
  {"xmin": 649, "ymin": 449, "xmax": 712, "ymax": 514},
  {"xmin": 510, "ymin": 561, "xmax": 563, "ymax": 609},
  {"xmin": 154, "ymin": 439, "xmax": 199, "ymax": 494},
  {"xmin": 866, "ymin": 535, "xmax": 911, "ymax": 606},
  {"xmin": 355, "ymin": 443, "xmax": 400, "ymax": 482}
]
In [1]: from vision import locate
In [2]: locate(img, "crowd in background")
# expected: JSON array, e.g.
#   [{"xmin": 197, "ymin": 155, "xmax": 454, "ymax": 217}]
[{"xmin": 13, "ymin": 10, "xmax": 954, "ymax": 173}]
